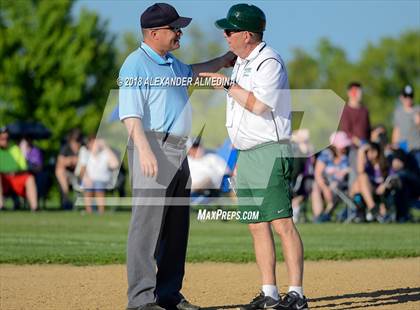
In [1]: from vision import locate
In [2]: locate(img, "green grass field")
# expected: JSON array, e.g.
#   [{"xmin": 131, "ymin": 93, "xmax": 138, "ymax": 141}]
[{"xmin": 0, "ymin": 211, "xmax": 419, "ymax": 265}]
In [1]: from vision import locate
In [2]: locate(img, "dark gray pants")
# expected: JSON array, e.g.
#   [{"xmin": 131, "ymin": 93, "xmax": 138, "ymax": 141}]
[{"xmin": 127, "ymin": 134, "xmax": 191, "ymax": 308}]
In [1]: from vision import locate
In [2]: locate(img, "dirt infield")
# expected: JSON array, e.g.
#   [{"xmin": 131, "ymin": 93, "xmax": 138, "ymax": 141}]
[{"xmin": 1, "ymin": 258, "xmax": 419, "ymax": 309}]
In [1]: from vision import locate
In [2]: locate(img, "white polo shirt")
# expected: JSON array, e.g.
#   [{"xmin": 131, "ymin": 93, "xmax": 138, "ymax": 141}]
[{"xmin": 226, "ymin": 42, "xmax": 291, "ymax": 150}]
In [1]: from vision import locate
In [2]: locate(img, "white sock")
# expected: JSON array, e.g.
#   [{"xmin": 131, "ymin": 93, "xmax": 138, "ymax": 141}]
[
  {"xmin": 262, "ymin": 284, "xmax": 279, "ymax": 300},
  {"xmin": 288, "ymin": 286, "xmax": 303, "ymax": 298}
]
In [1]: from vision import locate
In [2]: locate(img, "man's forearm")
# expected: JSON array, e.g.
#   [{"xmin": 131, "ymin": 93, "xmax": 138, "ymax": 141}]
[
  {"xmin": 191, "ymin": 56, "xmax": 225, "ymax": 78},
  {"xmin": 228, "ymin": 84, "xmax": 270, "ymax": 115},
  {"xmin": 122, "ymin": 117, "xmax": 152, "ymax": 153},
  {"xmin": 122, "ymin": 117, "xmax": 158, "ymax": 177}
]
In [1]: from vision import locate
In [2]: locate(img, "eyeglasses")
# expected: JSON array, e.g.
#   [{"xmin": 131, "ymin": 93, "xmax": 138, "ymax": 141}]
[
  {"xmin": 151, "ymin": 26, "xmax": 181, "ymax": 33},
  {"xmin": 224, "ymin": 29, "xmax": 244, "ymax": 37}
]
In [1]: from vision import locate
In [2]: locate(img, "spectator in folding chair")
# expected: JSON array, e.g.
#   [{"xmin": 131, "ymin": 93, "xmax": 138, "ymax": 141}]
[
  {"xmin": 18, "ymin": 137, "xmax": 52, "ymax": 208},
  {"xmin": 55, "ymin": 128, "xmax": 84, "ymax": 209},
  {"xmin": 351, "ymin": 142, "xmax": 391, "ymax": 222},
  {"xmin": 290, "ymin": 129, "xmax": 314, "ymax": 223},
  {"xmin": 311, "ymin": 131, "xmax": 351, "ymax": 222},
  {"xmin": 387, "ymin": 149, "xmax": 420, "ymax": 222},
  {"xmin": 0, "ymin": 126, "xmax": 38, "ymax": 211},
  {"xmin": 187, "ymin": 138, "xmax": 228, "ymax": 203}
]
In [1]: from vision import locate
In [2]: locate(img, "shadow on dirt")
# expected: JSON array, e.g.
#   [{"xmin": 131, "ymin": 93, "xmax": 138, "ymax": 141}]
[
  {"xmin": 309, "ymin": 286, "xmax": 420, "ymax": 309},
  {"xmin": 200, "ymin": 287, "xmax": 420, "ymax": 309}
]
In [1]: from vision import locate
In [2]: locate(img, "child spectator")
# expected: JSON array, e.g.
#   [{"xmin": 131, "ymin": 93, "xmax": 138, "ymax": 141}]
[
  {"xmin": 79, "ymin": 136, "xmax": 119, "ymax": 214},
  {"xmin": 351, "ymin": 142, "xmax": 390, "ymax": 222},
  {"xmin": 312, "ymin": 131, "xmax": 351, "ymax": 222}
]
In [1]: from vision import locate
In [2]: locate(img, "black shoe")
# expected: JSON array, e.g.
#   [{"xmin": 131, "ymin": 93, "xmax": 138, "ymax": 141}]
[
  {"xmin": 127, "ymin": 302, "xmax": 166, "ymax": 310},
  {"xmin": 240, "ymin": 291, "xmax": 280, "ymax": 310},
  {"xmin": 176, "ymin": 299, "xmax": 200, "ymax": 310},
  {"xmin": 276, "ymin": 291, "xmax": 308, "ymax": 310}
]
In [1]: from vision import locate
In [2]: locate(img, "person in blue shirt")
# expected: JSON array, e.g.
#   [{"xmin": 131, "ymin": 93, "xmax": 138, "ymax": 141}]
[{"xmin": 119, "ymin": 3, "xmax": 235, "ymax": 310}]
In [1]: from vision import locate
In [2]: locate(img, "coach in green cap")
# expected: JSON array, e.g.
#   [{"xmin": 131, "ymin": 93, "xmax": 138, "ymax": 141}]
[{"xmin": 201, "ymin": 4, "xmax": 308, "ymax": 310}]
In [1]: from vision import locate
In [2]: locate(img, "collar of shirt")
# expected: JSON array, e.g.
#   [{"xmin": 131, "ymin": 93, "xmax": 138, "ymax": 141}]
[
  {"xmin": 140, "ymin": 42, "xmax": 174, "ymax": 65},
  {"xmin": 236, "ymin": 41, "xmax": 267, "ymax": 65}
]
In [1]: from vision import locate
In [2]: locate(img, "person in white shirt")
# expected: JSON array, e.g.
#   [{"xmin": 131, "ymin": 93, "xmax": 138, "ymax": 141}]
[
  {"xmin": 201, "ymin": 4, "xmax": 307, "ymax": 310},
  {"xmin": 187, "ymin": 140, "xmax": 227, "ymax": 192},
  {"xmin": 79, "ymin": 136, "xmax": 119, "ymax": 214}
]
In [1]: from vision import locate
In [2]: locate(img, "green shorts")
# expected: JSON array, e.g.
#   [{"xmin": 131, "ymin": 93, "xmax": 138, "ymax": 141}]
[{"xmin": 236, "ymin": 142, "xmax": 293, "ymax": 223}]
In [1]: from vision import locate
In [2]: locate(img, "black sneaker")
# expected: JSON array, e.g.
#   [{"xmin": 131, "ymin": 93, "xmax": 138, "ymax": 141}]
[
  {"xmin": 176, "ymin": 299, "xmax": 200, "ymax": 310},
  {"xmin": 240, "ymin": 291, "xmax": 280, "ymax": 310},
  {"xmin": 276, "ymin": 291, "xmax": 308, "ymax": 310}
]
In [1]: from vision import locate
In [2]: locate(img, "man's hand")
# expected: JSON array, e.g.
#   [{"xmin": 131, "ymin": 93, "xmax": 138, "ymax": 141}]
[
  {"xmin": 199, "ymin": 72, "xmax": 229, "ymax": 89},
  {"xmin": 139, "ymin": 147, "xmax": 158, "ymax": 178},
  {"xmin": 122, "ymin": 117, "xmax": 158, "ymax": 178}
]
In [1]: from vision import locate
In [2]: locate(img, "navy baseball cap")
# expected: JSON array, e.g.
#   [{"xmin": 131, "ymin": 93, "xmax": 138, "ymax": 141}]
[
  {"xmin": 141, "ymin": 3, "xmax": 192, "ymax": 29},
  {"xmin": 401, "ymin": 84, "xmax": 414, "ymax": 98}
]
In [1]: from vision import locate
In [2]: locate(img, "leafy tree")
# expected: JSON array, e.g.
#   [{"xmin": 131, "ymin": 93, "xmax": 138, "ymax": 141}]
[
  {"xmin": 356, "ymin": 30, "xmax": 420, "ymax": 126},
  {"xmin": 287, "ymin": 31, "xmax": 419, "ymax": 129},
  {"xmin": 0, "ymin": 0, "xmax": 117, "ymax": 152},
  {"xmin": 116, "ymin": 31, "xmax": 140, "ymax": 68},
  {"xmin": 288, "ymin": 48, "xmax": 320, "ymax": 89}
]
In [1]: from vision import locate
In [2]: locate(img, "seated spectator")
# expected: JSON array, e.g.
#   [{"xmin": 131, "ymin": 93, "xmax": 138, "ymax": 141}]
[
  {"xmin": 387, "ymin": 149, "xmax": 420, "ymax": 222},
  {"xmin": 351, "ymin": 142, "xmax": 390, "ymax": 222},
  {"xmin": 79, "ymin": 136, "xmax": 119, "ymax": 214},
  {"xmin": 19, "ymin": 137, "xmax": 43, "ymax": 173},
  {"xmin": 55, "ymin": 128, "xmax": 83, "ymax": 209},
  {"xmin": 370, "ymin": 124, "xmax": 394, "ymax": 161},
  {"xmin": 187, "ymin": 139, "xmax": 227, "ymax": 193},
  {"xmin": 0, "ymin": 126, "xmax": 38, "ymax": 211},
  {"xmin": 311, "ymin": 131, "xmax": 351, "ymax": 222},
  {"xmin": 290, "ymin": 129, "xmax": 315, "ymax": 223},
  {"xmin": 19, "ymin": 137, "xmax": 52, "ymax": 207}
]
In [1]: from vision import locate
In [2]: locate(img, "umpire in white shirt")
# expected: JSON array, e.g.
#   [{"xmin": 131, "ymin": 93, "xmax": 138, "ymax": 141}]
[{"xmin": 201, "ymin": 4, "xmax": 308, "ymax": 310}]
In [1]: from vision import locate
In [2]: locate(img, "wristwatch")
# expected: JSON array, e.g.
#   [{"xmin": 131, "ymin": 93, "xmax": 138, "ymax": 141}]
[{"xmin": 223, "ymin": 80, "xmax": 233, "ymax": 92}]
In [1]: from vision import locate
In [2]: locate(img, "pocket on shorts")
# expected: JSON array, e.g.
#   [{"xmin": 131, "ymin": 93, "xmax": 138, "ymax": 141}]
[{"xmin": 277, "ymin": 157, "xmax": 293, "ymax": 179}]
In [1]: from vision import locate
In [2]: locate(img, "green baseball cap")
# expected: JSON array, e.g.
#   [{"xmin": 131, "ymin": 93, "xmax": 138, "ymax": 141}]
[{"xmin": 215, "ymin": 3, "xmax": 266, "ymax": 32}]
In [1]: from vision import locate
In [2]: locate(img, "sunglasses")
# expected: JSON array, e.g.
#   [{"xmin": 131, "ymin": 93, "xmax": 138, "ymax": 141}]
[
  {"xmin": 151, "ymin": 26, "xmax": 181, "ymax": 33},
  {"xmin": 224, "ymin": 29, "xmax": 244, "ymax": 37}
]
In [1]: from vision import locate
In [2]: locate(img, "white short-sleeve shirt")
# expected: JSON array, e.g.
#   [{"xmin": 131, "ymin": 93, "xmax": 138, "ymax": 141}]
[{"xmin": 226, "ymin": 42, "xmax": 291, "ymax": 150}]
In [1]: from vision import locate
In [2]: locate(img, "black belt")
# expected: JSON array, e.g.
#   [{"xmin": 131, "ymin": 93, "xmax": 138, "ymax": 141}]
[{"xmin": 146, "ymin": 131, "xmax": 188, "ymax": 147}]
